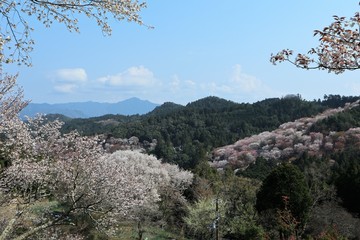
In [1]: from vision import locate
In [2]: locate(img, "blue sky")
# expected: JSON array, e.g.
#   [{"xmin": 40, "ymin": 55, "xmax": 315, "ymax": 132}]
[{"xmin": 5, "ymin": 0, "xmax": 360, "ymax": 105}]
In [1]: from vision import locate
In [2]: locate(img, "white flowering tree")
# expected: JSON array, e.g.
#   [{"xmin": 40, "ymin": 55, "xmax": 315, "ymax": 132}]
[
  {"xmin": 0, "ymin": 72, "xmax": 28, "ymax": 170},
  {"xmin": 0, "ymin": 72, "xmax": 28, "ymax": 121},
  {"xmin": 0, "ymin": 81, "xmax": 193, "ymax": 238},
  {"xmin": 0, "ymin": 0, "xmax": 148, "ymax": 66}
]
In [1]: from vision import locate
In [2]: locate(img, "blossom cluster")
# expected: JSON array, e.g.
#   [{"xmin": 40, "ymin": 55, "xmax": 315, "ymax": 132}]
[
  {"xmin": 0, "ymin": 0, "xmax": 147, "ymax": 66},
  {"xmin": 210, "ymin": 100, "xmax": 360, "ymax": 169},
  {"xmin": 270, "ymin": 11, "xmax": 360, "ymax": 74},
  {"xmin": 0, "ymin": 113, "xmax": 193, "ymax": 238}
]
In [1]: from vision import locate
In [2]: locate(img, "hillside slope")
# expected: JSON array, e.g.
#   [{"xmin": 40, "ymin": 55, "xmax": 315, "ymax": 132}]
[{"xmin": 210, "ymin": 100, "xmax": 360, "ymax": 170}]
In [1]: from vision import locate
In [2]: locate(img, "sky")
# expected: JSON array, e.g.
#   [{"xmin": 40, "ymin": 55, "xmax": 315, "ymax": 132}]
[{"xmin": 5, "ymin": 0, "xmax": 360, "ymax": 105}]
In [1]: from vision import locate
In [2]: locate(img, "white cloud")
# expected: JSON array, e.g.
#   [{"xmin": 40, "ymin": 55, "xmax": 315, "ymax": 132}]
[
  {"xmin": 230, "ymin": 64, "xmax": 262, "ymax": 92},
  {"xmin": 158, "ymin": 66, "xmax": 276, "ymax": 104},
  {"xmin": 169, "ymin": 75, "xmax": 196, "ymax": 92},
  {"xmin": 194, "ymin": 64, "xmax": 266, "ymax": 96},
  {"xmin": 45, "ymin": 64, "xmax": 276, "ymax": 104},
  {"xmin": 169, "ymin": 75, "xmax": 181, "ymax": 91},
  {"xmin": 54, "ymin": 84, "xmax": 77, "ymax": 93},
  {"xmin": 184, "ymin": 80, "xmax": 196, "ymax": 87},
  {"xmin": 185, "ymin": 64, "xmax": 277, "ymax": 103},
  {"xmin": 49, "ymin": 68, "xmax": 87, "ymax": 95},
  {"xmin": 98, "ymin": 66, "xmax": 156, "ymax": 87},
  {"xmin": 55, "ymin": 68, "xmax": 87, "ymax": 82}
]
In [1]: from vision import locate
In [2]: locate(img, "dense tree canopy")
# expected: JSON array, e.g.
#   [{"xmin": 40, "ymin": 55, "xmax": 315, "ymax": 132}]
[
  {"xmin": 332, "ymin": 149, "xmax": 360, "ymax": 215},
  {"xmin": 256, "ymin": 164, "xmax": 312, "ymax": 226}
]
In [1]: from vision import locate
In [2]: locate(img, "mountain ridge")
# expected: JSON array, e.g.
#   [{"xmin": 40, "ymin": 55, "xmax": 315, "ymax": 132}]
[{"xmin": 20, "ymin": 97, "xmax": 160, "ymax": 118}]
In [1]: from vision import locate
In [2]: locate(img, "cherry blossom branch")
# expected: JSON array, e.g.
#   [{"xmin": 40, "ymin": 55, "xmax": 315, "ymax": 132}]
[{"xmin": 271, "ymin": 6, "xmax": 360, "ymax": 74}]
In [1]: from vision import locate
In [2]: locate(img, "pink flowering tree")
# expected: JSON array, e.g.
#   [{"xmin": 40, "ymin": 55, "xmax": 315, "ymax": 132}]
[{"xmin": 270, "ymin": 3, "xmax": 360, "ymax": 74}]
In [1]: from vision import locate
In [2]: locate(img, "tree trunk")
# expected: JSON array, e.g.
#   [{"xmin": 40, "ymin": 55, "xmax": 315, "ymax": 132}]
[
  {"xmin": 0, "ymin": 218, "xmax": 17, "ymax": 240},
  {"xmin": 12, "ymin": 221, "xmax": 55, "ymax": 240},
  {"xmin": 137, "ymin": 220, "xmax": 144, "ymax": 240}
]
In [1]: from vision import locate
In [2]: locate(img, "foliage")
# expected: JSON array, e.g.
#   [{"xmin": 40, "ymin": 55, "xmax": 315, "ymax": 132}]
[
  {"xmin": 271, "ymin": 2, "xmax": 360, "ymax": 74},
  {"xmin": 3, "ymin": 74, "xmax": 360, "ymax": 239},
  {"xmin": 221, "ymin": 175, "xmax": 264, "ymax": 239},
  {"xmin": 276, "ymin": 196, "xmax": 301, "ymax": 239},
  {"xmin": 52, "ymin": 221, "xmax": 191, "ymax": 240},
  {"xmin": 306, "ymin": 201, "xmax": 360, "ymax": 239},
  {"xmin": 256, "ymin": 164, "xmax": 312, "ymax": 231},
  {"xmin": 310, "ymin": 104, "xmax": 360, "ymax": 134},
  {"xmin": 315, "ymin": 225, "xmax": 348, "ymax": 240},
  {"xmin": 294, "ymin": 154, "xmax": 336, "ymax": 205},
  {"xmin": 0, "ymin": 0, "xmax": 147, "ymax": 66},
  {"xmin": 59, "ymin": 94, "xmax": 360, "ymax": 171},
  {"xmin": 184, "ymin": 197, "xmax": 226, "ymax": 240},
  {"xmin": 185, "ymin": 173, "xmax": 264, "ymax": 240},
  {"xmin": 237, "ymin": 157, "xmax": 278, "ymax": 181},
  {"xmin": 332, "ymin": 148, "xmax": 360, "ymax": 215},
  {"xmin": 321, "ymin": 94, "xmax": 360, "ymax": 108}
]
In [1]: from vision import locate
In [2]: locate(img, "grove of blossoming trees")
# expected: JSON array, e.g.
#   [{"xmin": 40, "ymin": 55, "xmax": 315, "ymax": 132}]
[
  {"xmin": 210, "ymin": 100, "xmax": 360, "ymax": 170},
  {"xmin": 0, "ymin": 75, "xmax": 193, "ymax": 240},
  {"xmin": 0, "ymin": 114, "xmax": 192, "ymax": 239}
]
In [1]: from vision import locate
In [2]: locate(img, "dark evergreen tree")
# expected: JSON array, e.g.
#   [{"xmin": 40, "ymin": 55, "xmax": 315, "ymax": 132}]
[
  {"xmin": 332, "ymin": 149, "xmax": 360, "ymax": 215},
  {"xmin": 256, "ymin": 164, "xmax": 312, "ymax": 225}
]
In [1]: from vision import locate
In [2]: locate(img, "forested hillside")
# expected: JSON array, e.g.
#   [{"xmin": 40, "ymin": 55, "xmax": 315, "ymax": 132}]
[
  {"xmin": 59, "ymin": 94, "xmax": 355, "ymax": 169},
  {"xmin": 211, "ymin": 99, "xmax": 360, "ymax": 170},
  {"xmin": 24, "ymin": 94, "xmax": 359, "ymax": 239}
]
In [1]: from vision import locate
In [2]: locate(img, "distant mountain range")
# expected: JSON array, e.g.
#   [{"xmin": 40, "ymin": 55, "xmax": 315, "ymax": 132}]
[{"xmin": 20, "ymin": 97, "xmax": 160, "ymax": 118}]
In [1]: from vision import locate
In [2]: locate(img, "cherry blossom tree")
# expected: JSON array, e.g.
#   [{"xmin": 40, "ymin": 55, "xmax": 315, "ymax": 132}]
[
  {"xmin": 0, "ymin": 0, "xmax": 148, "ymax": 66},
  {"xmin": 0, "ymin": 110, "xmax": 193, "ymax": 239},
  {"xmin": 0, "ymin": 72, "xmax": 28, "ymax": 121},
  {"xmin": 0, "ymin": 72, "xmax": 28, "ymax": 169},
  {"xmin": 270, "ymin": 3, "xmax": 360, "ymax": 74},
  {"xmin": 0, "ymin": 1, "xmax": 171, "ymax": 239}
]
